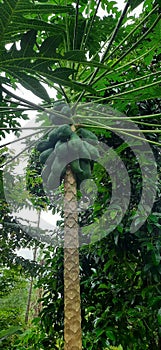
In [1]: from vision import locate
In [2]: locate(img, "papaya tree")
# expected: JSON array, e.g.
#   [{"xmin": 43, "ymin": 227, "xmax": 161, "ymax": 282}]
[{"xmin": 0, "ymin": 0, "xmax": 161, "ymax": 349}]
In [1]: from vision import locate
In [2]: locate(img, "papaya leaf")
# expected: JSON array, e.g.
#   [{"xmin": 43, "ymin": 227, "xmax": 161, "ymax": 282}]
[
  {"xmin": 0, "ymin": 1, "xmax": 73, "ymax": 46},
  {"xmin": 6, "ymin": 70, "xmax": 51, "ymax": 102},
  {"xmin": 64, "ymin": 50, "xmax": 87, "ymax": 61},
  {"xmin": 39, "ymin": 35, "xmax": 64, "ymax": 57},
  {"xmin": 20, "ymin": 30, "xmax": 37, "ymax": 56},
  {"xmin": 64, "ymin": 50, "xmax": 109, "ymax": 68},
  {"xmin": 21, "ymin": 4, "xmax": 74, "ymax": 15}
]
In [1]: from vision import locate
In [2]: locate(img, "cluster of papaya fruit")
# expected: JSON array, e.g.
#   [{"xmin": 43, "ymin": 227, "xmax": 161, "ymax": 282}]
[{"xmin": 37, "ymin": 124, "xmax": 99, "ymax": 190}]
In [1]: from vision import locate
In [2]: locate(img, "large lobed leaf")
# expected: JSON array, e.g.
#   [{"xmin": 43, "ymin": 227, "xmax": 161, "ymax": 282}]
[{"xmin": 0, "ymin": 0, "xmax": 74, "ymax": 46}]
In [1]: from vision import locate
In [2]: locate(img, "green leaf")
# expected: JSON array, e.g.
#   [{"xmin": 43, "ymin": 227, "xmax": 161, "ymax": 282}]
[
  {"xmin": 23, "ymin": 4, "xmax": 74, "ymax": 15},
  {"xmin": 48, "ymin": 68, "xmax": 95, "ymax": 93},
  {"xmin": 20, "ymin": 30, "xmax": 37, "ymax": 56},
  {"xmin": 158, "ymin": 308, "xmax": 161, "ymax": 325},
  {"xmin": 52, "ymin": 67, "xmax": 75, "ymax": 80},
  {"xmin": 8, "ymin": 70, "xmax": 51, "ymax": 102},
  {"xmin": 95, "ymin": 328, "xmax": 105, "ymax": 337},
  {"xmin": 0, "ymin": 1, "xmax": 72, "ymax": 46},
  {"xmin": 0, "ymin": 326, "xmax": 22, "ymax": 341},
  {"xmin": 39, "ymin": 35, "xmax": 63, "ymax": 57},
  {"xmin": 106, "ymin": 329, "xmax": 116, "ymax": 341},
  {"xmin": 64, "ymin": 50, "xmax": 108, "ymax": 68},
  {"xmin": 98, "ymin": 283, "xmax": 108, "ymax": 289},
  {"xmin": 152, "ymin": 251, "xmax": 161, "ymax": 266},
  {"xmin": 128, "ymin": 0, "xmax": 144, "ymax": 11},
  {"xmin": 64, "ymin": 50, "xmax": 87, "ymax": 61}
]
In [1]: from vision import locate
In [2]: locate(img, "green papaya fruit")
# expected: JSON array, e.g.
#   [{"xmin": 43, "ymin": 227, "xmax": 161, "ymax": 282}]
[
  {"xmin": 70, "ymin": 159, "xmax": 83, "ymax": 175},
  {"xmin": 50, "ymin": 102, "xmax": 72, "ymax": 124},
  {"xmin": 47, "ymin": 162, "xmax": 66, "ymax": 190},
  {"xmin": 78, "ymin": 159, "xmax": 92, "ymax": 180},
  {"xmin": 41, "ymin": 165, "xmax": 51, "ymax": 183},
  {"xmin": 37, "ymin": 139, "xmax": 53, "ymax": 152},
  {"xmin": 79, "ymin": 141, "xmax": 91, "ymax": 160},
  {"xmin": 51, "ymin": 156, "xmax": 67, "ymax": 176},
  {"xmin": 39, "ymin": 148, "xmax": 53, "ymax": 165},
  {"xmin": 61, "ymin": 105, "xmax": 72, "ymax": 118},
  {"xmin": 77, "ymin": 128, "xmax": 98, "ymax": 142},
  {"xmin": 48, "ymin": 128, "xmax": 60, "ymax": 146},
  {"xmin": 55, "ymin": 141, "xmax": 68, "ymax": 161},
  {"xmin": 53, "ymin": 101, "xmax": 66, "ymax": 111},
  {"xmin": 45, "ymin": 150, "xmax": 56, "ymax": 166},
  {"xmin": 57, "ymin": 124, "xmax": 73, "ymax": 141},
  {"xmin": 67, "ymin": 134, "xmax": 91, "ymax": 161},
  {"xmin": 54, "ymin": 140, "xmax": 63, "ymax": 151},
  {"xmin": 83, "ymin": 141, "xmax": 99, "ymax": 159},
  {"xmin": 67, "ymin": 133, "xmax": 83, "ymax": 154},
  {"xmin": 47, "ymin": 171, "xmax": 59, "ymax": 190},
  {"xmin": 49, "ymin": 113, "xmax": 69, "ymax": 126}
]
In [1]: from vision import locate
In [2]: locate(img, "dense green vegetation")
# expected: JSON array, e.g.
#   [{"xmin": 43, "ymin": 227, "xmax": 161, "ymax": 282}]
[
  {"xmin": 0, "ymin": 268, "xmax": 28, "ymax": 348},
  {"xmin": 0, "ymin": 0, "xmax": 161, "ymax": 349}
]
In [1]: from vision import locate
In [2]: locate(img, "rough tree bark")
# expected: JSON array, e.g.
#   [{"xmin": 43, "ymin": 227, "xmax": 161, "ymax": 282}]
[{"xmin": 64, "ymin": 165, "xmax": 82, "ymax": 350}]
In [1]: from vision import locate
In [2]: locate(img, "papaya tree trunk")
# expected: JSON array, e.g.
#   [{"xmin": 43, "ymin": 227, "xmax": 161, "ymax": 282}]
[{"xmin": 64, "ymin": 165, "xmax": 82, "ymax": 350}]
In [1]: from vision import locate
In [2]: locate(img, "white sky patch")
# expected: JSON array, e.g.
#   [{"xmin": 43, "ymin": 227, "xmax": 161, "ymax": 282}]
[{"xmin": 16, "ymin": 247, "xmax": 34, "ymax": 260}]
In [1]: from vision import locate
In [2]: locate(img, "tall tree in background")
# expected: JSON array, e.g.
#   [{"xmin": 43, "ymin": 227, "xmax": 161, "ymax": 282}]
[{"xmin": 0, "ymin": 0, "xmax": 161, "ymax": 349}]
